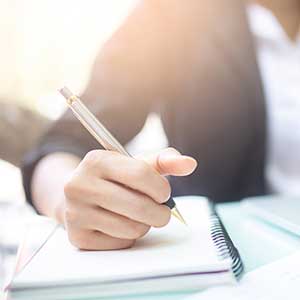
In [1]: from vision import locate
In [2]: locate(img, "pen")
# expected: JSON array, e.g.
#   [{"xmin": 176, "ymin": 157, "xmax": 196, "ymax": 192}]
[{"xmin": 59, "ymin": 86, "xmax": 186, "ymax": 225}]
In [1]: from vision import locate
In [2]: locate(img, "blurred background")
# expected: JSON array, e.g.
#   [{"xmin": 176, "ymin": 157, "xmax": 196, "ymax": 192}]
[
  {"xmin": 0, "ymin": 0, "xmax": 168, "ymax": 289},
  {"xmin": 0, "ymin": 0, "xmax": 168, "ymax": 205}
]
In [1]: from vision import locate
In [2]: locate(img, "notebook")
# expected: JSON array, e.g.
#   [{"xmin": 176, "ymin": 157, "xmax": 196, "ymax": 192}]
[{"xmin": 8, "ymin": 196, "xmax": 244, "ymax": 299}]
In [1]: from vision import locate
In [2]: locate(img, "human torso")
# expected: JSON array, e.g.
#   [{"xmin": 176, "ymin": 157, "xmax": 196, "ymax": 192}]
[{"xmin": 248, "ymin": 4, "xmax": 300, "ymax": 195}]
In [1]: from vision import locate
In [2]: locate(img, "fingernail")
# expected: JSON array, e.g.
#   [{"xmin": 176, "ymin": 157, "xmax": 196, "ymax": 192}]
[{"xmin": 160, "ymin": 148, "xmax": 181, "ymax": 158}]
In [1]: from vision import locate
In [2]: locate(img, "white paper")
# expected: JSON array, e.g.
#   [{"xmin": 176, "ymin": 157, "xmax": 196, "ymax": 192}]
[
  {"xmin": 12, "ymin": 197, "xmax": 231, "ymax": 288},
  {"xmin": 187, "ymin": 250, "xmax": 300, "ymax": 300}
]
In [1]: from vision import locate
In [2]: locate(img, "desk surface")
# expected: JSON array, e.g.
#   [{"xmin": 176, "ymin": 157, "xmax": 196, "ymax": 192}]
[{"xmin": 119, "ymin": 201, "xmax": 300, "ymax": 300}]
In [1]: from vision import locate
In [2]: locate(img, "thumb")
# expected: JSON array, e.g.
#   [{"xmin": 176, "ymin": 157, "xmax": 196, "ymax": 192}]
[{"xmin": 139, "ymin": 148, "xmax": 198, "ymax": 176}]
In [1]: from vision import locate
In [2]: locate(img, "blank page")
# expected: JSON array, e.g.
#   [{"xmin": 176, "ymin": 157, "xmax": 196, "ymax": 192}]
[{"xmin": 13, "ymin": 197, "xmax": 230, "ymax": 287}]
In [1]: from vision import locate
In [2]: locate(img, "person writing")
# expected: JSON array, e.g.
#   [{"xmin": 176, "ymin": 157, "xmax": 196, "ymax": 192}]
[{"xmin": 22, "ymin": 0, "xmax": 300, "ymax": 250}]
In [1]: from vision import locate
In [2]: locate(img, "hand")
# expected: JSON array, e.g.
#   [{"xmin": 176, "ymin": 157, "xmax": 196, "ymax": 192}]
[{"xmin": 63, "ymin": 148, "xmax": 197, "ymax": 250}]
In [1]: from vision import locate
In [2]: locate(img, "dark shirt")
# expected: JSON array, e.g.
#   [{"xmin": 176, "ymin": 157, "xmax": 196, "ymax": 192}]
[{"xmin": 22, "ymin": 0, "xmax": 267, "ymax": 208}]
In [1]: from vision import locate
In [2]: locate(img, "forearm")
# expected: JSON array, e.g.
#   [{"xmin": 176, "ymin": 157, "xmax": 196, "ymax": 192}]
[{"xmin": 31, "ymin": 153, "xmax": 81, "ymax": 224}]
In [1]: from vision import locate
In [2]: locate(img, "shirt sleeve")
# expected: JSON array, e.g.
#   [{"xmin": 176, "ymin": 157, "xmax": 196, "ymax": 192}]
[{"xmin": 21, "ymin": 1, "xmax": 168, "ymax": 209}]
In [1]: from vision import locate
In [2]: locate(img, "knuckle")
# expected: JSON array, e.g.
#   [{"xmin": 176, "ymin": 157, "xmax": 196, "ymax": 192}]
[
  {"xmin": 64, "ymin": 171, "xmax": 102, "ymax": 202},
  {"xmin": 84, "ymin": 150, "xmax": 104, "ymax": 167},
  {"xmin": 64, "ymin": 208, "xmax": 79, "ymax": 225},
  {"xmin": 83, "ymin": 150, "xmax": 121, "ymax": 177},
  {"xmin": 64, "ymin": 178, "xmax": 78, "ymax": 200},
  {"xmin": 64, "ymin": 175, "xmax": 85, "ymax": 200}
]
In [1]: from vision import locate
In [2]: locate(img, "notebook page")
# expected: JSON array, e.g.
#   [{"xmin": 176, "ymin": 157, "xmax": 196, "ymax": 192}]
[
  {"xmin": 13, "ymin": 197, "xmax": 231, "ymax": 287},
  {"xmin": 188, "ymin": 250, "xmax": 300, "ymax": 300}
]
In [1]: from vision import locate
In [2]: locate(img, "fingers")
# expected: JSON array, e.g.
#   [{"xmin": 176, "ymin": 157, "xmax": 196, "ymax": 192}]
[
  {"xmin": 67, "ymin": 227, "xmax": 135, "ymax": 250},
  {"xmin": 65, "ymin": 178, "xmax": 171, "ymax": 228},
  {"xmin": 62, "ymin": 147, "xmax": 196, "ymax": 251},
  {"xmin": 96, "ymin": 180, "xmax": 171, "ymax": 227},
  {"xmin": 141, "ymin": 148, "xmax": 198, "ymax": 176},
  {"xmin": 80, "ymin": 150, "xmax": 171, "ymax": 204},
  {"xmin": 66, "ymin": 205, "xmax": 150, "ymax": 240}
]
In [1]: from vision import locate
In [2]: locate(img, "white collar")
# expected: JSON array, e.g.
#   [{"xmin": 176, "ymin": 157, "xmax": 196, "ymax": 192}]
[{"xmin": 247, "ymin": 4, "xmax": 300, "ymax": 45}]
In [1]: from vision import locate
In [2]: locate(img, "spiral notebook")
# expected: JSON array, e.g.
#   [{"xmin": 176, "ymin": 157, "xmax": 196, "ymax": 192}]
[{"xmin": 9, "ymin": 196, "xmax": 244, "ymax": 299}]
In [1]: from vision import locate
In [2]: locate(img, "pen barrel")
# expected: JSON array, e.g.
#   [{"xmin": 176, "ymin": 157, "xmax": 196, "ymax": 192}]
[
  {"xmin": 59, "ymin": 87, "xmax": 179, "ymax": 216},
  {"xmin": 68, "ymin": 98, "xmax": 129, "ymax": 156},
  {"xmin": 164, "ymin": 197, "xmax": 176, "ymax": 210}
]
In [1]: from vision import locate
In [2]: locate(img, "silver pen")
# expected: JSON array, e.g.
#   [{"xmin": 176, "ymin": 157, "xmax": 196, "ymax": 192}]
[{"xmin": 59, "ymin": 86, "xmax": 186, "ymax": 225}]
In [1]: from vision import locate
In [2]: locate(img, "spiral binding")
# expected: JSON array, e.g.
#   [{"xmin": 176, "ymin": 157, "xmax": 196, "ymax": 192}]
[{"xmin": 208, "ymin": 201, "xmax": 244, "ymax": 280}]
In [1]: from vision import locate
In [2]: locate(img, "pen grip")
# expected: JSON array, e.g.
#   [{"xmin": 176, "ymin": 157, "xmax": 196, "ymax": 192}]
[{"xmin": 164, "ymin": 197, "xmax": 176, "ymax": 210}]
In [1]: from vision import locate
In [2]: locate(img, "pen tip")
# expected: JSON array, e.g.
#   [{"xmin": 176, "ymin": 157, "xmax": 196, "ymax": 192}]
[{"xmin": 171, "ymin": 207, "xmax": 187, "ymax": 225}]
